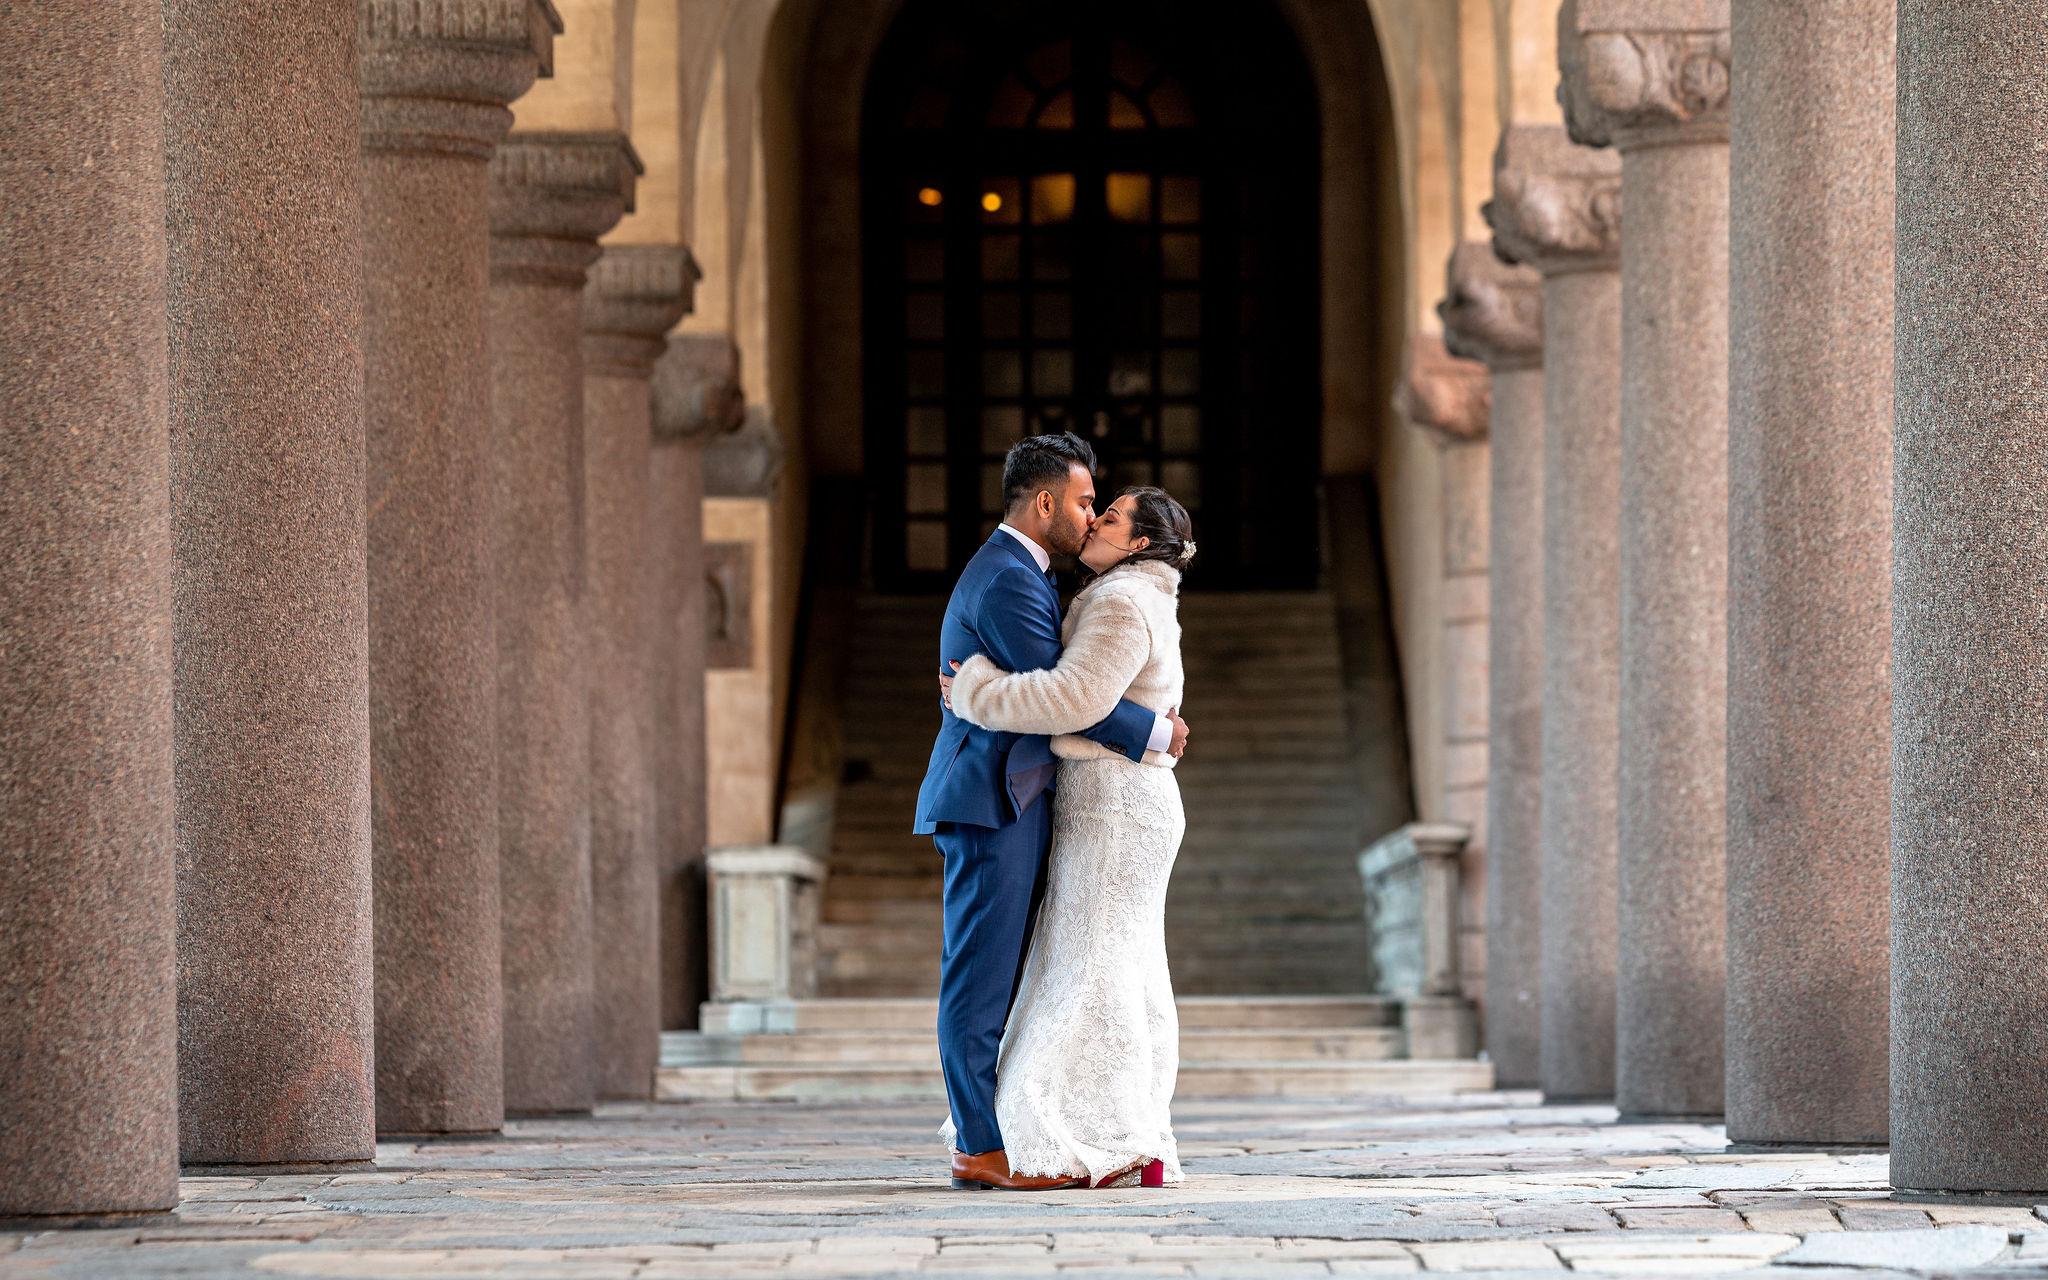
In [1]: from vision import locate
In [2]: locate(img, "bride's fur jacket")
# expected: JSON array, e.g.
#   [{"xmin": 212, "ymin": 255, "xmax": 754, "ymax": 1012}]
[{"xmin": 949, "ymin": 558, "xmax": 1184, "ymax": 770}]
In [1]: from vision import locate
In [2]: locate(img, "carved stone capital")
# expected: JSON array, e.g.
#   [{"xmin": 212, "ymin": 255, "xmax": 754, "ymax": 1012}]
[
  {"xmin": 705, "ymin": 408, "xmax": 785, "ymax": 498},
  {"xmin": 1558, "ymin": 0, "xmax": 1731, "ymax": 151},
  {"xmin": 583, "ymin": 245, "xmax": 700, "ymax": 377},
  {"xmin": 651, "ymin": 335, "xmax": 747, "ymax": 443},
  {"xmin": 1395, "ymin": 333, "xmax": 1490, "ymax": 444},
  {"xmin": 1439, "ymin": 241, "xmax": 1542, "ymax": 373},
  {"xmin": 358, "ymin": 0, "xmax": 561, "ymax": 158},
  {"xmin": 1484, "ymin": 124, "xmax": 1623, "ymax": 276},
  {"xmin": 489, "ymin": 131, "xmax": 641, "ymax": 286}
]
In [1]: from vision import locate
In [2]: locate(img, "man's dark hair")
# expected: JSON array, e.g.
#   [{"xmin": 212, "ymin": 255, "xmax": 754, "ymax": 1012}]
[{"xmin": 1002, "ymin": 432, "xmax": 1097, "ymax": 513}]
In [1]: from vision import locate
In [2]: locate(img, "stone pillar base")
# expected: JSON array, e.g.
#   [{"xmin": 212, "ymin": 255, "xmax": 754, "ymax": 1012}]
[
  {"xmin": 708, "ymin": 846, "xmax": 825, "ymax": 1003},
  {"xmin": 1403, "ymin": 996, "xmax": 1480, "ymax": 1060}
]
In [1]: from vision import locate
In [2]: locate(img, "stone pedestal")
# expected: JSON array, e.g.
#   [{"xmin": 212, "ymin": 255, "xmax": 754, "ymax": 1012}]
[
  {"xmin": 1725, "ymin": 0, "xmax": 1892, "ymax": 1149},
  {"xmin": 1487, "ymin": 123, "xmax": 1623, "ymax": 1103},
  {"xmin": 708, "ymin": 847, "xmax": 826, "ymax": 1003},
  {"xmin": 649, "ymin": 335, "xmax": 746, "ymax": 1028},
  {"xmin": 1561, "ymin": 0, "xmax": 1731, "ymax": 1121},
  {"xmin": 491, "ymin": 130, "xmax": 637, "ymax": 1115},
  {"xmin": 1441, "ymin": 239, "xmax": 1545, "ymax": 1089},
  {"xmin": 583, "ymin": 245, "xmax": 695, "ymax": 1099},
  {"xmin": 1892, "ymin": 0, "xmax": 2048, "ymax": 1196},
  {"xmin": 359, "ymin": 0, "xmax": 556, "ymax": 1137},
  {"xmin": 1361, "ymin": 824, "xmax": 1480, "ymax": 1060},
  {"xmin": 1394, "ymin": 333, "xmax": 1492, "ymax": 1004},
  {"xmin": 164, "ymin": 0, "xmax": 374, "ymax": 1170},
  {"xmin": 0, "ymin": 0, "xmax": 179, "ymax": 1221}
]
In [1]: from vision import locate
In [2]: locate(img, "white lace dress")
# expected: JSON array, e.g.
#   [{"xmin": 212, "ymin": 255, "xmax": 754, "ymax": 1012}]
[{"xmin": 938, "ymin": 559, "xmax": 1188, "ymax": 1186}]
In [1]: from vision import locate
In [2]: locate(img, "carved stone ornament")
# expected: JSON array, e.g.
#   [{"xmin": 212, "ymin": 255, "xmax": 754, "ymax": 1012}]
[
  {"xmin": 1395, "ymin": 332, "xmax": 1490, "ymax": 444},
  {"xmin": 489, "ymin": 131, "xmax": 642, "ymax": 285},
  {"xmin": 1558, "ymin": 0, "xmax": 1731, "ymax": 151},
  {"xmin": 704, "ymin": 407, "xmax": 785, "ymax": 498},
  {"xmin": 651, "ymin": 334, "xmax": 747, "ymax": 443},
  {"xmin": 1439, "ymin": 241, "xmax": 1542, "ymax": 372},
  {"xmin": 1484, "ymin": 123, "xmax": 1623, "ymax": 275},
  {"xmin": 583, "ymin": 245, "xmax": 700, "ymax": 376},
  {"xmin": 704, "ymin": 542, "xmax": 754, "ymax": 671},
  {"xmin": 358, "ymin": 0, "xmax": 562, "ymax": 158}
]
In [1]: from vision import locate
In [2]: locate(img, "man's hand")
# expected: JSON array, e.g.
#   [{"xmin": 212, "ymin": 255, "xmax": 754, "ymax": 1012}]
[
  {"xmin": 939, "ymin": 660, "xmax": 960, "ymax": 711},
  {"xmin": 1166, "ymin": 707, "xmax": 1190, "ymax": 758}
]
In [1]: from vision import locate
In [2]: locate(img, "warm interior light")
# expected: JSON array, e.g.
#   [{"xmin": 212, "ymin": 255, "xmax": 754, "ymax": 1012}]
[
  {"xmin": 917, "ymin": 186, "xmax": 943, "ymax": 207},
  {"xmin": 981, "ymin": 191, "xmax": 1004, "ymax": 213}
]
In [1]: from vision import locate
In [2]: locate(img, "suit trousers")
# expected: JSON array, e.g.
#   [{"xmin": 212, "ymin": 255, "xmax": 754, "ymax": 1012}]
[{"xmin": 934, "ymin": 798, "xmax": 1053, "ymax": 1156}]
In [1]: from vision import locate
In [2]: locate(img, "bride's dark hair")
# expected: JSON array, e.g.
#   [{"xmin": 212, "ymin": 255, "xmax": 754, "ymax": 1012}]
[{"xmin": 1110, "ymin": 486, "xmax": 1196, "ymax": 571}]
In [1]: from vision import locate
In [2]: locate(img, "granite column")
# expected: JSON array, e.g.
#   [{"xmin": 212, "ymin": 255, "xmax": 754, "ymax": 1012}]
[
  {"xmin": 1486, "ymin": 123, "xmax": 1623, "ymax": 1103},
  {"xmin": 0, "ymin": 0, "xmax": 178, "ymax": 1222},
  {"xmin": 490, "ymin": 132, "xmax": 637, "ymax": 1114},
  {"xmin": 583, "ymin": 245, "xmax": 695, "ymax": 1098},
  {"xmin": 359, "ymin": 0, "xmax": 557, "ymax": 1136},
  {"xmin": 1441, "ymin": 241, "xmax": 1546, "ymax": 1090},
  {"xmin": 649, "ymin": 335, "xmax": 747, "ymax": 1028},
  {"xmin": 1561, "ymin": 0, "xmax": 1731, "ymax": 1121},
  {"xmin": 164, "ymin": 0, "xmax": 374, "ymax": 1170},
  {"xmin": 1891, "ymin": 0, "xmax": 2048, "ymax": 1195},
  {"xmin": 1724, "ymin": 0, "xmax": 1893, "ymax": 1148}
]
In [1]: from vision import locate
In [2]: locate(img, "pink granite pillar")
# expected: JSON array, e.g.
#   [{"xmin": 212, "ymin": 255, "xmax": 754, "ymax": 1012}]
[
  {"xmin": 359, "ymin": 0, "xmax": 557, "ymax": 1136},
  {"xmin": 1891, "ymin": 0, "xmax": 2048, "ymax": 1196},
  {"xmin": 584, "ymin": 246, "xmax": 695, "ymax": 1098},
  {"xmin": 164, "ymin": 0, "xmax": 374, "ymax": 1171},
  {"xmin": 648, "ymin": 335, "xmax": 746, "ymax": 1028},
  {"xmin": 0, "ymin": 0, "xmax": 178, "ymax": 1221},
  {"xmin": 1487, "ymin": 123, "xmax": 1624, "ymax": 1103},
  {"xmin": 491, "ymin": 132, "xmax": 637, "ymax": 1114},
  {"xmin": 1441, "ymin": 240, "xmax": 1545, "ymax": 1090},
  {"xmin": 1725, "ymin": 0, "xmax": 1892, "ymax": 1149},
  {"xmin": 1561, "ymin": 0, "xmax": 1731, "ymax": 1121}
]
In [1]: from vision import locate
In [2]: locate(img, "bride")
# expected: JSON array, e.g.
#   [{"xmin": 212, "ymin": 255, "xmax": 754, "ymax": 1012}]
[{"xmin": 938, "ymin": 485, "xmax": 1196, "ymax": 1189}]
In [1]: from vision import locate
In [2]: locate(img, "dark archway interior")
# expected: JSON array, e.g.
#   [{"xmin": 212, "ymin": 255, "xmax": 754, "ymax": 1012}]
[{"xmin": 860, "ymin": 0, "xmax": 1321, "ymax": 591}]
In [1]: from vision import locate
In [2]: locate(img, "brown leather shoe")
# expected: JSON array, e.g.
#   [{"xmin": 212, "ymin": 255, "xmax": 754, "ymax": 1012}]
[{"xmin": 950, "ymin": 1149, "xmax": 1087, "ymax": 1191}]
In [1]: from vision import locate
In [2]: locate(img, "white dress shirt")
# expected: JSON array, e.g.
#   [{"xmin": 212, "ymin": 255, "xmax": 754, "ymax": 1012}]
[{"xmin": 996, "ymin": 523, "xmax": 1175, "ymax": 754}]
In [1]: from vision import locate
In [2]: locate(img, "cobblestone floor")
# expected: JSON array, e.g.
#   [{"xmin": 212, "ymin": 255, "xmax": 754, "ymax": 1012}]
[{"xmin": 5, "ymin": 1093, "xmax": 2047, "ymax": 1278}]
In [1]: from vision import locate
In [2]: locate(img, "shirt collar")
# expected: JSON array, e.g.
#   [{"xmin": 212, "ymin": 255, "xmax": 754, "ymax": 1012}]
[{"xmin": 995, "ymin": 522, "xmax": 1052, "ymax": 573}]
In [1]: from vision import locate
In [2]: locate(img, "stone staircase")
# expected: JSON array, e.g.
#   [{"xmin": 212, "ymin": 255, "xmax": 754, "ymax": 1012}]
[
  {"xmin": 658, "ymin": 996, "xmax": 1493, "ymax": 1101},
  {"xmin": 820, "ymin": 590, "xmax": 1374, "ymax": 998}
]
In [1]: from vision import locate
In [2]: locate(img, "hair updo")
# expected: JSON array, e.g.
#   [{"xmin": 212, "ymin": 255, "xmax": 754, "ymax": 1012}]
[{"xmin": 1112, "ymin": 486, "xmax": 1196, "ymax": 571}]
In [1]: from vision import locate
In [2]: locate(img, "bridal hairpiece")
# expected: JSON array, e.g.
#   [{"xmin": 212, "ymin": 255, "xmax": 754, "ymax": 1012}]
[{"xmin": 1177, "ymin": 540, "xmax": 1197, "ymax": 565}]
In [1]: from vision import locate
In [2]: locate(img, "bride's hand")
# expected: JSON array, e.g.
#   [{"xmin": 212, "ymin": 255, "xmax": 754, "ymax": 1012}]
[{"xmin": 939, "ymin": 660, "xmax": 961, "ymax": 711}]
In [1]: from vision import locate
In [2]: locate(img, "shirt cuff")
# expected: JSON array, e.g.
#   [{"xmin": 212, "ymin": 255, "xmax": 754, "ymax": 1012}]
[{"xmin": 1147, "ymin": 712, "xmax": 1174, "ymax": 754}]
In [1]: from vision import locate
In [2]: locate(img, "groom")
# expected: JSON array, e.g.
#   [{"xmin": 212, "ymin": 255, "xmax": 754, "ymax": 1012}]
[{"xmin": 914, "ymin": 432, "xmax": 1190, "ymax": 1191}]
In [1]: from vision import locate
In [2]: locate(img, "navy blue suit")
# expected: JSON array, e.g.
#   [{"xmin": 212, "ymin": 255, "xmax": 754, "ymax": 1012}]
[{"xmin": 916, "ymin": 531, "xmax": 1157, "ymax": 1156}]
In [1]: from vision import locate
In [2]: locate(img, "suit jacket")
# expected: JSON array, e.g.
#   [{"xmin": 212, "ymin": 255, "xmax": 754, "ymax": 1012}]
[{"xmin": 912, "ymin": 531, "xmax": 1156, "ymax": 835}]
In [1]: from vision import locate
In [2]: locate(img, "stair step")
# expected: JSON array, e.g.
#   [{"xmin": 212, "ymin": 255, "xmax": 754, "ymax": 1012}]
[
  {"xmin": 698, "ymin": 995, "xmax": 1398, "ymax": 1033},
  {"xmin": 662, "ymin": 1026, "xmax": 1406, "ymax": 1067},
  {"xmin": 655, "ymin": 1058, "xmax": 1491, "ymax": 1102}
]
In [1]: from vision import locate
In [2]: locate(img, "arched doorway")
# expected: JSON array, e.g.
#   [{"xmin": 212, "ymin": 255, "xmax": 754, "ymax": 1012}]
[{"xmin": 861, "ymin": 0, "xmax": 1321, "ymax": 591}]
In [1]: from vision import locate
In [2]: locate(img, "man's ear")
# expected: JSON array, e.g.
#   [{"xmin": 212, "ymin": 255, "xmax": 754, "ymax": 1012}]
[{"xmin": 1035, "ymin": 489, "xmax": 1055, "ymax": 518}]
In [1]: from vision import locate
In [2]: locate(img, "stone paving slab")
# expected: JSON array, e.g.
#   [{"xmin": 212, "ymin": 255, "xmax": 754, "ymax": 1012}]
[{"xmin": 3, "ymin": 1095, "xmax": 2048, "ymax": 1278}]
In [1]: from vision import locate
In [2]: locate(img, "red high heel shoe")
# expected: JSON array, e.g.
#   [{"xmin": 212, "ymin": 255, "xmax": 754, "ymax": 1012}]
[{"xmin": 1141, "ymin": 1159, "xmax": 1166, "ymax": 1188}]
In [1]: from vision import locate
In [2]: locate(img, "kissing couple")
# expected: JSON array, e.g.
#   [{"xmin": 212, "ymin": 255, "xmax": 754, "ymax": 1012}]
[{"xmin": 914, "ymin": 431, "xmax": 1198, "ymax": 1191}]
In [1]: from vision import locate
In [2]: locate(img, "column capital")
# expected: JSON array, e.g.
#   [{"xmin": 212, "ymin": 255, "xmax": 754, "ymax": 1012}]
[
  {"xmin": 1558, "ymin": 0, "xmax": 1730, "ymax": 151},
  {"xmin": 489, "ymin": 131, "xmax": 641, "ymax": 286},
  {"xmin": 359, "ymin": 0, "xmax": 561, "ymax": 158},
  {"xmin": 1485, "ymin": 124, "xmax": 1623, "ymax": 276},
  {"xmin": 651, "ymin": 335, "xmax": 748, "ymax": 444},
  {"xmin": 1396, "ymin": 333, "xmax": 1491, "ymax": 445},
  {"xmin": 1440, "ymin": 241, "xmax": 1543, "ymax": 373},
  {"xmin": 706, "ymin": 408, "xmax": 785, "ymax": 498},
  {"xmin": 584, "ymin": 245, "xmax": 700, "ymax": 377}
]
